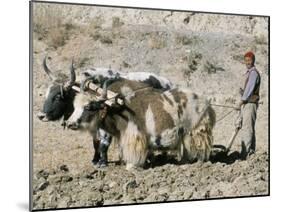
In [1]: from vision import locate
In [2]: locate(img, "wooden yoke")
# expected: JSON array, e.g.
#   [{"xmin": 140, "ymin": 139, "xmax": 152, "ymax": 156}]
[{"xmin": 72, "ymin": 80, "xmax": 124, "ymax": 106}]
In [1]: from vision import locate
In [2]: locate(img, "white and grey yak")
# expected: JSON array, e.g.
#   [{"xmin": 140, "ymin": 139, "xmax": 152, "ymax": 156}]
[{"xmin": 67, "ymin": 77, "xmax": 216, "ymax": 169}]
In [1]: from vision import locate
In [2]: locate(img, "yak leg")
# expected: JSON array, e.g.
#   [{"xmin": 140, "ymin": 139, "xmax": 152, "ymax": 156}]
[
  {"xmin": 98, "ymin": 134, "xmax": 112, "ymax": 168},
  {"xmin": 121, "ymin": 123, "xmax": 148, "ymax": 170},
  {"xmin": 176, "ymin": 143, "xmax": 185, "ymax": 162},
  {"xmin": 183, "ymin": 134, "xmax": 197, "ymax": 162},
  {"xmin": 92, "ymin": 138, "xmax": 101, "ymax": 165}
]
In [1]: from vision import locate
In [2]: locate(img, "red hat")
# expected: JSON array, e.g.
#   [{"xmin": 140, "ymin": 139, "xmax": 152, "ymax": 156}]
[{"xmin": 244, "ymin": 51, "xmax": 255, "ymax": 63}]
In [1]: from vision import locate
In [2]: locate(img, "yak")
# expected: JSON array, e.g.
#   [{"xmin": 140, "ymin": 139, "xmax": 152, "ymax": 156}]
[
  {"xmin": 67, "ymin": 77, "xmax": 216, "ymax": 169},
  {"xmin": 79, "ymin": 67, "xmax": 174, "ymax": 167},
  {"xmin": 37, "ymin": 57, "xmax": 174, "ymax": 166},
  {"xmin": 37, "ymin": 57, "xmax": 76, "ymax": 122},
  {"xmin": 82, "ymin": 68, "xmax": 173, "ymax": 91}
]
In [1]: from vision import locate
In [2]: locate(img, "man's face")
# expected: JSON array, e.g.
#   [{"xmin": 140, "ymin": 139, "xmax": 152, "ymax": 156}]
[{"xmin": 244, "ymin": 56, "xmax": 254, "ymax": 69}]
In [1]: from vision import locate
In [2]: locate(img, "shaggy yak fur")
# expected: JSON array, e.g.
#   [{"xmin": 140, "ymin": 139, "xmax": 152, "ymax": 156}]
[
  {"xmin": 38, "ymin": 57, "xmax": 178, "ymax": 166},
  {"xmin": 67, "ymin": 78, "xmax": 216, "ymax": 169}
]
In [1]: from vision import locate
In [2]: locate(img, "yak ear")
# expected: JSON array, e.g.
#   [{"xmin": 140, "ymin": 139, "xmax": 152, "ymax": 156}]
[{"xmin": 98, "ymin": 100, "xmax": 107, "ymax": 108}]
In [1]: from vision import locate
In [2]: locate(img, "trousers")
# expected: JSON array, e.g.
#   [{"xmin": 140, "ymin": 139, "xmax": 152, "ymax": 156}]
[{"xmin": 240, "ymin": 103, "xmax": 258, "ymax": 154}]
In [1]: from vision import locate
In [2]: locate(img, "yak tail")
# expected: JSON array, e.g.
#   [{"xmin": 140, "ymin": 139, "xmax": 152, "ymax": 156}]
[
  {"xmin": 183, "ymin": 102, "xmax": 216, "ymax": 162},
  {"xmin": 120, "ymin": 122, "xmax": 148, "ymax": 169},
  {"xmin": 183, "ymin": 122, "xmax": 213, "ymax": 162}
]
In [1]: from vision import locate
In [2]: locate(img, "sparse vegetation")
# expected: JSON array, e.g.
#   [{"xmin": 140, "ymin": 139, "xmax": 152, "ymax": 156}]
[
  {"xmin": 186, "ymin": 51, "xmax": 203, "ymax": 71},
  {"xmin": 182, "ymin": 67, "xmax": 194, "ymax": 79},
  {"xmin": 224, "ymin": 97, "xmax": 236, "ymax": 104},
  {"xmin": 146, "ymin": 60, "xmax": 153, "ymax": 65},
  {"xmin": 47, "ymin": 26, "xmax": 70, "ymax": 49},
  {"xmin": 183, "ymin": 16, "xmax": 190, "ymax": 24},
  {"xmin": 189, "ymin": 59, "xmax": 198, "ymax": 71},
  {"xmin": 204, "ymin": 60, "xmax": 225, "ymax": 74},
  {"xmin": 89, "ymin": 31, "xmax": 113, "ymax": 44},
  {"xmin": 148, "ymin": 32, "xmax": 167, "ymax": 49},
  {"xmin": 122, "ymin": 61, "xmax": 131, "ymax": 68},
  {"xmin": 112, "ymin": 17, "xmax": 124, "ymax": 28},
  {"xmin": 33, "ymin": 6, "xmax": 63, "ymax": 37},
  {"xmin": 100, "ymin": 36, "xmax": 113, "ymax": 44},
  {"xmin": 33, "ymin": 6, "xmax": 77, "ymax": 49},
  {"xmin": 175, "ymin": 35, "xmax": 193, "ymax": 46},
  {"xmin": 232, "ymin": 54, "xmax": 244, "ymax": 63},
  {"xmin": 229, "ymin": 40, "xmax": 241, "ymax": 52},
  {"xmin": 77, "ymin": 57, "xmax": 92, "ymax": 68},
  {"xmin": 88, "ymin": 16, "xmax": 104, "ymax": 30},
  {"xmin": 254, "ymin": 34, "xmax": 268, "ymax": 45},
  {"xmin": 89, "ymin": 32, "xmax": 102, "ymax": 41}
]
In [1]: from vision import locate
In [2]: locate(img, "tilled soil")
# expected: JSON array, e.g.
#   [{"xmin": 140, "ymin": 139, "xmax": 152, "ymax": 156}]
[{"xmin": 32, "ymin": 151, "xmax": 268, "ymax": 209}]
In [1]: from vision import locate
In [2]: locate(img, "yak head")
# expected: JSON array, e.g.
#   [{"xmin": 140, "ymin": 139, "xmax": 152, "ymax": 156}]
[
  {"xmin": 66, "ymin": 77, "xmax": 109, "ymax": 133},
  {"xmin": 66, "ymin": 94, "xmax": 106, "ymax": 134},
  {"xmin": 37, "ymin": 57, "xmax": 76, "ymax": 122}
]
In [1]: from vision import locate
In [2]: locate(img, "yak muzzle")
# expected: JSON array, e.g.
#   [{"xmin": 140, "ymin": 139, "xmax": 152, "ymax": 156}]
[
  {"xmin": 66, "ymin": 121, "xmax": 80, "ymax": 130},
  {"xmin": 37, "ymin": 111, "xmax": 49, "ymax": 122}
]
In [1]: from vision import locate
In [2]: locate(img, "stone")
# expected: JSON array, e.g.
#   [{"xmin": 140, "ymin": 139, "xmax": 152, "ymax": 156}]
[{"xmin": 37, "ymin": 181, "xmax": 49, "ymax": 191}]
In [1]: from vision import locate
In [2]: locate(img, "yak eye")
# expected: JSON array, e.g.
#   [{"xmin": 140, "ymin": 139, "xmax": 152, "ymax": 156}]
[
  {"xmin": 84, "ymin": 104, "xmax": 91, "ymax": 111},
  {"xmin": 55, "ymin": 94, "xmax": 62, "ymax": 100}
]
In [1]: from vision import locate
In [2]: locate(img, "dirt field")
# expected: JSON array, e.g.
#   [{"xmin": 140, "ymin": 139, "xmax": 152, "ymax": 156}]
[{"xmin": 31, "ymin": 2, "xmax": 269, "ymax": 210}]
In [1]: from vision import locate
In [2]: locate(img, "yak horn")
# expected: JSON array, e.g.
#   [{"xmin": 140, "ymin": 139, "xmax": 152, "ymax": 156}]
[
  {"xmin": 43, "ymin": 56, "xmax": 55, "ymax": 81},
  {"xmin": 64, "ymin": 59, "xmax": 76, "ymax": 89},
  {"xmin": 70, "ymin": 59, "xmax": 76, "ymax": 84}
]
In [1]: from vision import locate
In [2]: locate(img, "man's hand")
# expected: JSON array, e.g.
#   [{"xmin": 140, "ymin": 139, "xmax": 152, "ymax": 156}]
[
  {"xmin": 235, "ymin": 101, "xmax": 244, "ymax": 110},
  {"xmin": 239, "ymin": 88, "xmax": 244, "ymax": 96}
]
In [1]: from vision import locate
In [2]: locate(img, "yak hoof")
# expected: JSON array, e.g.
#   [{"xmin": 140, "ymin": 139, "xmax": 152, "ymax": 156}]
[
  {"xmin": 97, "ymin": 159, "xmax": 108, "ymax": 168},
  {"xmin": 92, "ymin": 155, "xmax": 100, "ymax": 165},
  {"xmin": 126, "ymin": 163, "xmax": 136, "ymax": 170}
]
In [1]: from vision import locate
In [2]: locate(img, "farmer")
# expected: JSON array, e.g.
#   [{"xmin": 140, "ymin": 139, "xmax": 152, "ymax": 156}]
[{"xmin": 237, "ymin": 51, "xmax": 261, "ymax": 160}]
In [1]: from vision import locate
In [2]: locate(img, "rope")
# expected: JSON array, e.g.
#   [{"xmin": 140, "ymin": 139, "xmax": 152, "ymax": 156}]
[
  {"xmin": 216, "ymin": 109, "xmax": 235, "ymax": 124},
  {"xmin": 205, "ymin": 103, "xmax": 239, "ymax": 124},
  {"xmin": 209, "ymin": 103, "xmax": 238, "ymax": 109}
]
